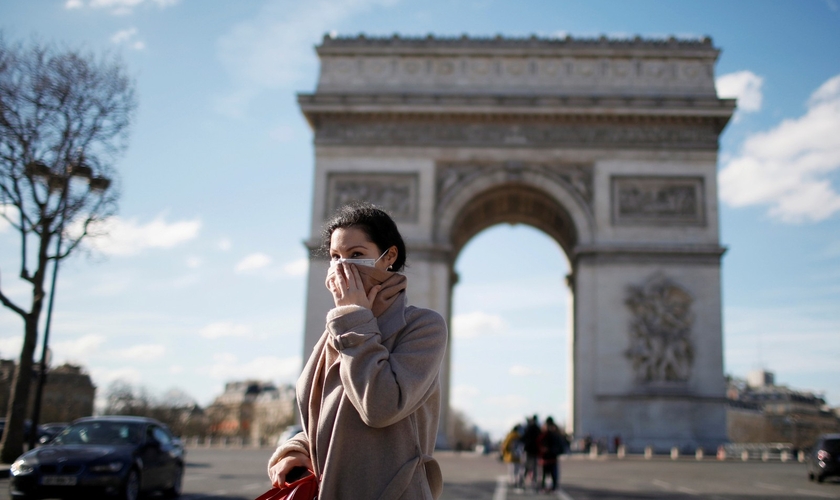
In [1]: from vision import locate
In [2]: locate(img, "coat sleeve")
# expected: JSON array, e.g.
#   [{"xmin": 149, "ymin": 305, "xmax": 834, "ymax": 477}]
[
  {"xmin": 327, "ymin": 307, "xmax": 447, "ymax": 428},
  {"xmin": 266, "ymin": 431, "xmax": 309, "ymax": 476}
]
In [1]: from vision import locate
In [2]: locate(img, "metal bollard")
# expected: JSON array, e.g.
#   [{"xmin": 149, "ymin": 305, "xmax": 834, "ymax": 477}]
[
  {"xmin": 670, "ymin": 447, "xmax": 679, "ymax": 460},
  {"xmin": 695, "ymin": 448, "xmax": 704, "ymax": 460},
  {"xmin": 716, "ymin": 445, "xmax": 726, "ymax": 461},
  {"xmin": 761, "ymin": 450, "xmax": 770, "ymax": 462},
  {"xmin": 781, "ymin": 450, "xmax": 790, "ymax": 462},
  {"xmin": 617, "ymin": 444, "xmax": 626, "ymax": 459},
  {"xmin": 741, "ymin": 450, "xmax": 749, "ymax": 461},
  {"xmin": 798, "ymin": 450, "xmax": 806, "ymax": 463},
  {"xmin": 645, "ymin": 446, "xmax": 653, "ymax": 459}
]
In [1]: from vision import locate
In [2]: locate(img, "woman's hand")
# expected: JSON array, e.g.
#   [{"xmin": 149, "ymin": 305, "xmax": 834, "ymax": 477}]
[
  {"xmin": 326, "ymin": 263, "xmax": 380, "ymax": 309},
  {"xmin": 268, "ymin": 451, "xmax": 313, "ymax": 487}
]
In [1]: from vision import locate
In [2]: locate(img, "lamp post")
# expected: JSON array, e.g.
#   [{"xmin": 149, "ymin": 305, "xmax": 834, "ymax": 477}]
[{"xmin": 25, "ymin": 154, "xmax": 110, "ymax": 450}]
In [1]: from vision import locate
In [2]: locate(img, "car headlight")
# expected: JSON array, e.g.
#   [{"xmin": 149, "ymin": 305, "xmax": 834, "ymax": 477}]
[
  {"xmin": 89, "ymin": 461, "xmax": 124, "ymax": 473},
  {"xmin": 11, "ymin": 458, "xmax": 36, "ymax": 476}
]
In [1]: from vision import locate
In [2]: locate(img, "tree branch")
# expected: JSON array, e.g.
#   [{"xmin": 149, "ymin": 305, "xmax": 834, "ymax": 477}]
[{"xmin": 0, "ymin": 270, "xmax": 27, "ymax": 318}]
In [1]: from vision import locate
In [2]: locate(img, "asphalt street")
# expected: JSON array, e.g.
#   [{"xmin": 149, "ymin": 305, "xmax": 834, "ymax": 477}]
[{"xmin": 0, "ymin": 447, "xmax": 838, "ymax": 499}]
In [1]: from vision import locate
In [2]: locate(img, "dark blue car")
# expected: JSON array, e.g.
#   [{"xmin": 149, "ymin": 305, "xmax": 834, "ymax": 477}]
[{"xmin": 9, "ymin": 416, "xmax": 185, "ymax": 500}]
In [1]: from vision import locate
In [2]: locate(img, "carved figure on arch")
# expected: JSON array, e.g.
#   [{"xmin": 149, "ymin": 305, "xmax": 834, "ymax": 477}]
[{"xmin": 624, "ymin": 274, "xmax": 695, "ymax": 383}]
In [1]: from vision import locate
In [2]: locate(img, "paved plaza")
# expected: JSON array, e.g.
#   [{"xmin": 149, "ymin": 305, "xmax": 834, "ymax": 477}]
[{"xmin": 3, "ymin": 447, "xmax": 838, "ymax": 499}]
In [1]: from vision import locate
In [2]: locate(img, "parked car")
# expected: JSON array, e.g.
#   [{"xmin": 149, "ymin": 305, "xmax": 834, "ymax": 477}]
[
  {"xmin": 9, "ymin": 416, "xmax": 185, "ymax": 500},
  {"xmin": 807, "ymin": 433, "xmax": 840, "ymax": 483}
]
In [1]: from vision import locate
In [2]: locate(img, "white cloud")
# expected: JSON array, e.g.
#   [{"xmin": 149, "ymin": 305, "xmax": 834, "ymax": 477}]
[
  {"xmin": 484, "ymin": 394, "xmax": 530, "ymax": 409},
  {"xmin": 67, "ymin": 0, "xmax": 178, "ymax": 15},
  {"xmin": 508, "ymin": 364, "xmax": 545, "ymax": 377},
  {"xmin": 53, "ymin": 334, "xmax": 107, "ymax": 362},
  {"xmin": 202, "ymin": 353, "xmax": 301, "ymax": 384},
  {"xmin": 82, "ymin": 214, "xmax": 201, "ymax": 256},
  {"xmin": 214, "ymin": 0, "xmax": 399, "ymax": 116},
  {"xmin": 199, "ymin": 321, "xmax": 252, "ymax": 339},
  {"xmin": 719, "ymin": 73, "xmax": 840, "ymax": 222},
  {"xmin": 114, "ymin": 343, "xmax": 166, "ymax": 361},
  {"xmin": 110, "ymin": 28, "xmax": 145, "ymax": 50},
  {"xmin": 91, "ymin": 366, "xmax": 143, "ymax": 385},
  {"xmin": 235, "ymin": 252, "xmax": 273, "ymax": 273},
  {"xmin": 218, "ymin": 238, "xmax": 232, "ymax": 251},
  {"xmin": 452, "ymin": 311, "xmax": 507, "ymax": 339},
  {"xmin": 716, "ymin": 70, "xmax": 764, "ymax": 115},
  {"xmin": 0, "ymin": 203, "xmax": 17, "ymax": 232},
  {"xmin": 0, "ymin": 337, "xmax": 23, "ymax": 359},
  {"xmin": 186, "ymin": 256, "xmax": 202, "ymax": 269},
  {"xmin": 282, "ymin": 258, "xmax": 309, "ymax": 277}
]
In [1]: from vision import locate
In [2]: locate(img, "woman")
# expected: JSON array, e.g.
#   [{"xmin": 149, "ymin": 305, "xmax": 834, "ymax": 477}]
[{"xmin": 267, "ymin": 203, "xmax": 448, "ymax": 499}]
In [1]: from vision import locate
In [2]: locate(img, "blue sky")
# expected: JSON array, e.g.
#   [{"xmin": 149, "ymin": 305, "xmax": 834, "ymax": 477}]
[{"xmin": 0, "ymin": 0, "xmax": 838, "ymax": 440}]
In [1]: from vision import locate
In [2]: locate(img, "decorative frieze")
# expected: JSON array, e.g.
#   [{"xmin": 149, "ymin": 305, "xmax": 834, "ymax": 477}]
[
  {"xmin": 326, "ymin": 172, "xmax": 419, "ymax": 222},
  {"xmin": 625, "ymin": 274, "xmax": 695, "ymax": 384},
  {"xmin": 611, "ymin": 175, "xmax": 705, "ymax": 225},
  {"xmin": 436, "ymin": 161, "xmax": 593, "ymax": 209},
  {"xmin": 315, "ymin": 120, "xmax": 721, "ymax": 150},
  {"xmin": 315, "ymin": 35, "xmax": 720, "ymax": 96}
]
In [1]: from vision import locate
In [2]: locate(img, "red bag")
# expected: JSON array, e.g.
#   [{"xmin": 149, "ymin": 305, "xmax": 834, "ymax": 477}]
[{"xmin": 255, "ymin": 471, "xmax": 318, "ymax": 500}]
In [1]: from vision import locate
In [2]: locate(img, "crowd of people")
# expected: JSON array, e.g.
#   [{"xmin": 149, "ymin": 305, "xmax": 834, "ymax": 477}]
[{"xmin": 500, "ymin": 414, "xmax": 570, "ymax": 493}]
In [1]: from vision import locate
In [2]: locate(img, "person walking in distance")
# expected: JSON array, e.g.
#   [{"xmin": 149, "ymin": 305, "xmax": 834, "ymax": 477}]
[
  {"xmin": 537, "ymin": 416, "xmax": 566, "ymax": 492},
  {"xmin": 500, "ymin": 424, "xmax": 525, "ymax": 489},
  {"xmin": 522, "ymin": 415, "xmax": 541, "ymax": 490},
  {"xmin": 266, "ymin": 203, "xmax": 448, "ymax": 499}
]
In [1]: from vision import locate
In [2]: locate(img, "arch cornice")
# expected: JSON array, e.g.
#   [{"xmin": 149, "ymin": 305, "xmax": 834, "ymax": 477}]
[{"xmin": 434, "ymin": 162, "xmax": 595, "ymax": 258}]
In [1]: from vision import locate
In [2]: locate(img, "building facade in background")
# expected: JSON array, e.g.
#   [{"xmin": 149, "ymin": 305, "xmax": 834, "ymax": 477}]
[
  {"xmin": 0, "ymin": 359, "xmax": 95, "ymax": 424},
  {"xmin": 206, "ymin": 380, "xmax": 295, "ymax": 445},
  {"xmin": 727, "ymin": 370, "xmax": 840, "ymax": 449}
]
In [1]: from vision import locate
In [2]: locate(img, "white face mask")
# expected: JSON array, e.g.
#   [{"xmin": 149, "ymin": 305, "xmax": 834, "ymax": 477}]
[{"xmin": 330, "ymin": 249, "xmax": 388, "ymax": 269}]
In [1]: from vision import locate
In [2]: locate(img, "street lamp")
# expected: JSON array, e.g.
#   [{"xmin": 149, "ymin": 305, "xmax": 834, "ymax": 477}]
[{"xmin": 25, "ymin": 153, "xmax": 110, "ymax": 449}]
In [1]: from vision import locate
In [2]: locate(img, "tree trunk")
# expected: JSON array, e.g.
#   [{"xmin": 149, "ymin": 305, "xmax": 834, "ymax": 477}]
[
  {"xmin": 0, "ymin": 232, "xmax": 49, "ymax": 464},
  {"xmin": 0, "ymin": 313, "xmax": 40, "ymax": 463}
]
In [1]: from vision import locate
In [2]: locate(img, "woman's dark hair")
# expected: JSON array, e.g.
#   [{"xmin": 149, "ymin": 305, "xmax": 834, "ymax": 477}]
[{"xmin": 321, "ymin": 202, "xmax": 407, "ymax": 272}]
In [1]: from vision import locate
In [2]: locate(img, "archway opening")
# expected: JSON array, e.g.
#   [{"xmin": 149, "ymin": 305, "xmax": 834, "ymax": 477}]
[{"xmin": 450, "ymin": 223, "xmax": 571, "ymax": 443}]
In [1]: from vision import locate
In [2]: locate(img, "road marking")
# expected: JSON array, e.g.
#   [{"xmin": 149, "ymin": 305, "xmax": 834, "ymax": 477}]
[
  {"xmin": 677, "ymin": 486, "xmax": 699, "ymax": 495},
  {"xmin": 555, "ymin": 486, "xmax": 575, "ymax": 500},
  {"xmin": 493, "ymin": 475, "xmax": 507, "ymax": 500},
  {"xmin": 652, "ymin": 479, "xmax": 672, "ymax": 490}
]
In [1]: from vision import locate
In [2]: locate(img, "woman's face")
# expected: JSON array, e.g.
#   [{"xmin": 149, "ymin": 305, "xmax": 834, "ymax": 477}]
[{"xmin": 329, "ymin": 226, "xmax": 395, "ymax": 272}]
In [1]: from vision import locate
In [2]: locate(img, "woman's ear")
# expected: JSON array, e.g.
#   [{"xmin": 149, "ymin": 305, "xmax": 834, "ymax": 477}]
[{"xmin": 387, "ymin": 246, "xmax": 398, "ymax": 270}]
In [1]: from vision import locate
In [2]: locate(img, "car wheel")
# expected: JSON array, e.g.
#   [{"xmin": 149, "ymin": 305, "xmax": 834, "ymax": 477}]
[
  {"xmin": 164, "ymin": 465, "xmax": 184, "ymax": 498},
  {"xmin": 808, "ymin": 471, "xmax": 814, "ymax": 481},
  {"xmin": 816, "ymin": 473, "xmax": 825, "ymax": 483},
  {"xmin": 122, "ymin": 468, "xmax": 141, "ymax": 500}
]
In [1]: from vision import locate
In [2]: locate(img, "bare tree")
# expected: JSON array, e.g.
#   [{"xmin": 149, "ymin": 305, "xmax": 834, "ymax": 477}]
[{"xmin": 0, "ymin": 35, "xmax": 136, "ymax": 462}]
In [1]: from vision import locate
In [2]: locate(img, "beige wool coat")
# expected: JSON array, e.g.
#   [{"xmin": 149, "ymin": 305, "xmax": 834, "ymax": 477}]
[{"xmin": 269, "ymin": 292, "xmax": 448, "ymax": 500}]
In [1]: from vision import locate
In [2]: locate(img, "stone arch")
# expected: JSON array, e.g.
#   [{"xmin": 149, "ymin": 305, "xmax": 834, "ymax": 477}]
[
  {"xmin": 299, "ymin": 34, "xmax": 734, "ymax": 452},
  {"xmin": 434, "ymin": 166, "xmax": 595, "ymax": 258}
]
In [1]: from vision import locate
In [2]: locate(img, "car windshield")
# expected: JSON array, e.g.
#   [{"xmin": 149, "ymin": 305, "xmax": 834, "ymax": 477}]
[
  {"xmin": 823, "ymin": 439, "xmax": 840, "ymax": 454},
  {"xmin": 52, "ymin": 422, "xmax": 143, "ymax": 446}
]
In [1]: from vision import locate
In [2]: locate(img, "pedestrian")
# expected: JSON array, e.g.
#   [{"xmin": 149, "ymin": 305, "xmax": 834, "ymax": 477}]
[
  {"xmin": 522, "ymin": 414, "xmax": 541, "ymax": 490},
  {"xmin": 501, "ymin": 424, "xmax": 525, "ymax": 489},
  {"xmin": 537, "ymin": 416, "xmax": 566, "ymax": 492},
  {"xmin": 266, "ymin": 202, "xmax": 448, "ymax": 499}
]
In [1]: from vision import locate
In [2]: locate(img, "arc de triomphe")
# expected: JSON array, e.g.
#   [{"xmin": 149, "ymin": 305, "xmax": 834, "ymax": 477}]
[{"xmin": 298, "ymin": 34, "xmax": 735, "ymax": 451}]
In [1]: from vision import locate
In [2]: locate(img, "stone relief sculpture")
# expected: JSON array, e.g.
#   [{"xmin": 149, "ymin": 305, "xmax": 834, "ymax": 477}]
[
  {"xmin": 612, "ymin": 176, "xmax": 705, "ymax": 225},
  {"xmin": 624, "ymin": 274, "xmax": 695, "ymax": 383},
  {"xmin": 327, "ymin": 173, "xmax": 418, "ymax": 222}
]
